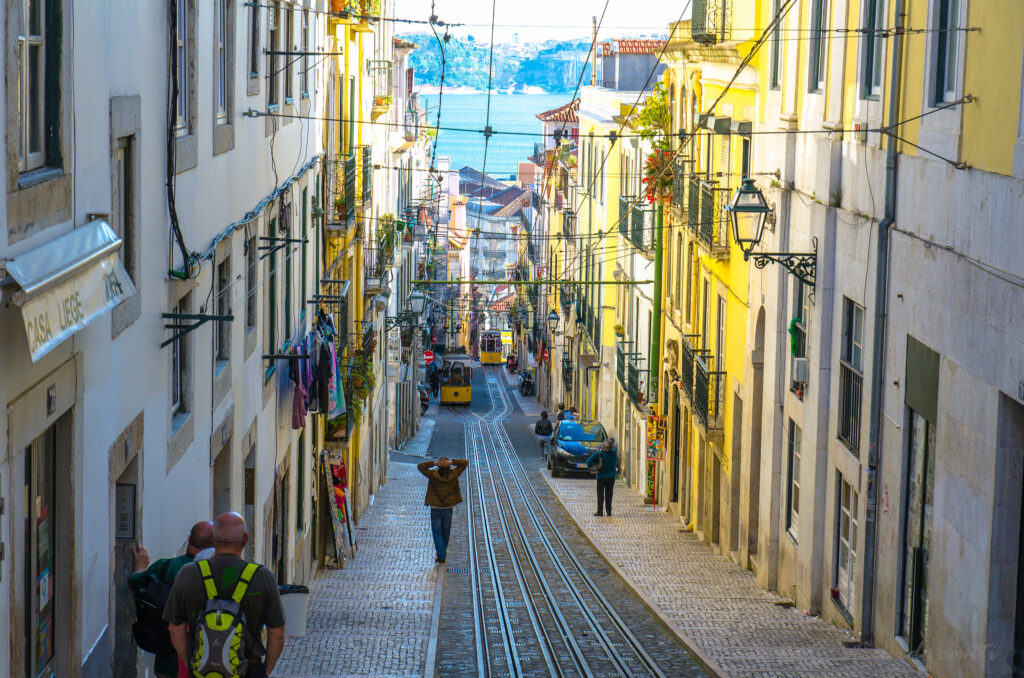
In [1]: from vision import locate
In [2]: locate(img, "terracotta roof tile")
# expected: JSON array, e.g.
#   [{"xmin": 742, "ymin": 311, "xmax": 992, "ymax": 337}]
[
  {"xmin": 393, "ymin": 37, "xmax": 418, "ymax": 49},
  {"xmin": 536, "ymin": 99, "xmax": 580, "ymax": 123},
  {"xmin": 613, "ymin": 39, "xmax": 668, "ymax": 55}
]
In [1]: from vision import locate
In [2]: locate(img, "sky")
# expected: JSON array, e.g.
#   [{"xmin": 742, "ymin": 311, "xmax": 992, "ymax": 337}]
[{"xmin": 394, "ymin": 0, "xmax": 688, "ymax": 43}]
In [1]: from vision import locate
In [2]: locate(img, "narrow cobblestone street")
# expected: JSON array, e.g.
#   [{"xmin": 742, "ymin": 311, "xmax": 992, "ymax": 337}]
[
  {"xmin": 274, "ymin": 461, "xmax": 441, "ymax": 678},
  {"xmin": 541, "ymin": 473, "xmax": 927, "ymax": 678}
]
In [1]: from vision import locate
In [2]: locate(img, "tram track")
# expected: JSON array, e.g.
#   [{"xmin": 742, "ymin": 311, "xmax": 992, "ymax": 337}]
[{"xmin": 443, "ymin": 367, "xmax": 673, "ymax": 678}]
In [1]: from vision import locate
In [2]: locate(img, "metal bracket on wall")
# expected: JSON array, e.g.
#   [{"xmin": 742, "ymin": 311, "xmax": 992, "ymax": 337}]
[
  {"xmin": 162, "ymin": 312, "xmax": 233, "ymax": 348},
  {"xmin": 258, "ymin": 236, "xmax": 308, "ymax": 261},
  {"xmin": 748, "ymin": 237, "xmax": 818, "ymax": 288}
]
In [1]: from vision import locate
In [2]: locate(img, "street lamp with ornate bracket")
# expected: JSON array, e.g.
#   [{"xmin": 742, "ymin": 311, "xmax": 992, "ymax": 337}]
[{"xmin": 726, "ymin": 177, "xmax": 817, "ymax": 288}]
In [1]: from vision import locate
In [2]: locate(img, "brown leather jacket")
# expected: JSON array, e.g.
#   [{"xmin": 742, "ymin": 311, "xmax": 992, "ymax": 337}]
[{"xmin": 417, "ymin": 459, "xmax": 469, "ymax": 508}]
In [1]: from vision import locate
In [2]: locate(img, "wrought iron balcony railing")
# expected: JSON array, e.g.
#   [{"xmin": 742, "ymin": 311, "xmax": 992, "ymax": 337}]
[
  {"xmin": 672, "ymin": 159, "xmax": 688, "ymax": 213},
  {"xmin": 838, "ymin": 360, "xmax": 863, "ymax": 452},
  {"xmin": 356, "ymin": 145, "xmax": 373, "ymax": 205},
  {"xmin": 687, "ymin": 176, "xmax": 729, "ymax": 257},
  {"xmin": 363, "ymin": 246, "xmax": 386, "ymax": 291},
  {"xmin": 618, "ymin": 195, "xmax": 635, "ymax": 238},
  {"xmin": 327, "ymin": 156, "xmax": 357, "ymax": 228},
  {"xmin": 691, "ymin": 0, "xmax": 731, "ymax": 44},
  {"xmin": 694, "ymin": 354, "xmax": 725, "ymax": 430},
  {"xmin": 629, "ymin": 202, "xmax": 655, "ymax": 251},
  {"xmin": 680, "ymin": 334, "xmax": 699, "ymax": 403},
  {"xmin": 562, "ymin": 209, "xmax": 576, "ymax": 244}
]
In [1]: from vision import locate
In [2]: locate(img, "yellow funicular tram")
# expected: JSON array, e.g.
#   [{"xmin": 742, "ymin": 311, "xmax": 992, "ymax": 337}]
[
  {"xmin": 479, "ymin": 329, "xmax": 503, "ymax": 365},
  {"xmin": 439, "ymin": 359, "xmax": 473, "ymax": 405}
]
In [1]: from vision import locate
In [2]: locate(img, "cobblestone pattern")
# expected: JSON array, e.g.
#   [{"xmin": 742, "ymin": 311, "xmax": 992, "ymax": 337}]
[
  {"xmin": 275, "ymin": 461, "xmax": 439, "ymax": 678},
  {"xmin": 542, "ymin": 474, "xmax": 927, "ymax": 678}
]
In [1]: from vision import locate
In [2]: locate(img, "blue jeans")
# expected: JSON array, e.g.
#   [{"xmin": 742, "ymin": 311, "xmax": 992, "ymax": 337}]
[{"xmin": 430, "ymin": 507, "xmax": 454, "ymax": 560}]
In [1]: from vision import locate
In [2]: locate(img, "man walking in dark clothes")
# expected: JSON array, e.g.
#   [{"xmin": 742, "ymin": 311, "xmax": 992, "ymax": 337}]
[{"xmin": 417, "ymin": 457, "xmax": 469, "ymax": 563}]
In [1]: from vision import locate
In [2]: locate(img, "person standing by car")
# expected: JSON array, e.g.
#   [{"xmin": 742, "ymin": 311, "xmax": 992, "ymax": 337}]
[
  {"xmin": 556, "ymin": 403, "xmax": 566, "ymax": 421},
  {"xmin": 417, "ymin": 457, "xmax": 469, "ymax": 563},
  {"xmin": 587, "ymin": 439, "xmax": 619, "ymax": 517},
  {"xmin": 534, "ymin": 410, "xmax": 553, "ymax": 459}
]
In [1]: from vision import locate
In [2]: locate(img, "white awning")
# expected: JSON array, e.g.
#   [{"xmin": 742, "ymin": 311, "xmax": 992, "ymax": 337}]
[{"xmin": 7, "ymin": 220, "xmax": 138, "ymax": 362}]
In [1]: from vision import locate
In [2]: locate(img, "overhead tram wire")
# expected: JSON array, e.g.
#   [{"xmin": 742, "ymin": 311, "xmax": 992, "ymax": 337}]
[
  {"xmin": 564, "ymin": 0, "xmax": 800, "ymax": 280},
  {"xmin": 556, "ymin": 3, "xmax": 691, "ymax": 282}
]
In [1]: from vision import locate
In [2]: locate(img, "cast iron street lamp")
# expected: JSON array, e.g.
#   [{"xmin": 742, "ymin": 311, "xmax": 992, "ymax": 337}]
[
  {"xmin": 726, "ymin": 178, "xmax": 817, "ymax": 288},
  {"xmin": 385, "ymin": 291, "xmax": 428, "ymax": 331},
  {"xmin": 546, "ymin": 309, "xmax": 560, "ymax": 335}
]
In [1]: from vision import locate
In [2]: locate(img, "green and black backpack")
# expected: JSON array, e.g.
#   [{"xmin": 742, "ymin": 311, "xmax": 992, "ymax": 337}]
[{"xmin": 190, "ymin": 560, "xmax": 260, "ymax": 678}]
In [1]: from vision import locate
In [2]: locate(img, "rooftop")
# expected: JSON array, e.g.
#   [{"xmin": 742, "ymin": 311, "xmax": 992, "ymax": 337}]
[{"xmin": 536, "ymin": 99, "xmax": 580, "ymax": 124}]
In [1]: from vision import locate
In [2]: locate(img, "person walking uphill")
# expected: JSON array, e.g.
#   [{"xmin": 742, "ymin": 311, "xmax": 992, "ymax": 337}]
[
  {"xmin": 535, "ymin": 410, "xmax": 554, "ymax": 457},
  {"xmin": 587, "ymin": 439, "xmax": 619, "ymax": 517},
  {"xmin": 418, "ymin": 456, "xmax": 469, "ymax": 563},
  {"xmin": 164, "ymin": 512, "xmax": 286, "ymax": 678}
]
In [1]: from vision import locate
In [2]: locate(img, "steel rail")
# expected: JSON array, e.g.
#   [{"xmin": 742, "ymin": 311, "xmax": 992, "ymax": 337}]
[
  {"xmin": 486, "ymin": 369, "xmax": 670, "ymax": 678},
  {"xmin": 474, "ymin": 381, "xmax": 590, "ymax": 678},
  {"xmin": 482, "ymin": 373, "xmax": 634, "ymax": 677}
]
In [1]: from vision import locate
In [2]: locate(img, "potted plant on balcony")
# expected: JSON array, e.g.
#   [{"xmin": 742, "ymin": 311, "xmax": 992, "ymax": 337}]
[
  {"xmin": 334, "ymin": 195, "xmax": 346, "ymax": 219},
  {"xmin": 613, "ymin": 324, "xmax": 625, "ymax": 337}
]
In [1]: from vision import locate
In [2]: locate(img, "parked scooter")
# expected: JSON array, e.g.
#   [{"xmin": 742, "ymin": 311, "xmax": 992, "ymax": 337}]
[
  {"xmin": 506, "ymin": 353, "xmax": 518, "ymax": 373},
  {"xmin": 519, "ymin": 370, "xmax": 535, "ymax": 397}
]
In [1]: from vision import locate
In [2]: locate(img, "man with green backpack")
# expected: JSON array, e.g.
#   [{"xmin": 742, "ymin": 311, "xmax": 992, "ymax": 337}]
[{"xmin": 164, "ymin": 512, "xmax": 286, "ymax": 677}]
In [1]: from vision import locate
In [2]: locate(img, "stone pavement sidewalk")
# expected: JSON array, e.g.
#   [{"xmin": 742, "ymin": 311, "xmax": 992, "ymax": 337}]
[
  {"xmin": 541, "ymin": 474, "xmax": 926, "ymax": 678},
  {"xmin": 274, "ymin": 460, "xmax": 441, "ymax": 678}
]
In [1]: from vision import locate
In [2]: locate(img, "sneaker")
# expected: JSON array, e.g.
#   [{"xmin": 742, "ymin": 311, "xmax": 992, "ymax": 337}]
[
  {"xmin": 593, "ymin": 512, "xmax": 603, "ymax": 517},
  {"xmin": 436, "ymin": 556, "xmax": 446, "ymax": 563}
]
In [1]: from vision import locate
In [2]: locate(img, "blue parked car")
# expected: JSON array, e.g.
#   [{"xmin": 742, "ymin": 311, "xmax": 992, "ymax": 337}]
[{"xmin": 547, "ymin": 420, "xmax": 608, "ymax": 477}]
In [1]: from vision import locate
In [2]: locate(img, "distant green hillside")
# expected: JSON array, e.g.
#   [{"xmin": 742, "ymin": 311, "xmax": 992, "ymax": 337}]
[{"xmin": 402, "ymin": 34, "xmax": 594, "ymax": 93}]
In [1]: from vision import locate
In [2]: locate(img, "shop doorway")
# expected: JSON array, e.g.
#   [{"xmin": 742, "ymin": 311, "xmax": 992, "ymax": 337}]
[
  {"xmin": 899, "ymin": 409, "xmax": 935, "ymax": 658},
  {"xmin": 244, "ymin": 443, "xmax": 256, "ymax": 561},
  {"xmin": 112, "ymin": 456, "xmax": 141, "ymax": 678},
  {"xmin": 23, "ymin": 417, "xmax": 72, "ymax": 678},
  {"xmin": 671, "ymin": 391, "xmax": 682, "ymax": 504},
  {"xmin": 748, "ymin": 307, "xmax": 765, "ymax": 562}
]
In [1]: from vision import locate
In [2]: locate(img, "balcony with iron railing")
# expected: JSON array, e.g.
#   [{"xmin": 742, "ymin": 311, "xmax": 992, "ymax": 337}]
[
  {"xmin": 629, "ymin": 202, "xmax": 655, "ymax": 252},
  {"xmin": 680, "ymin": 334, "xmax": 700, "ymax": 403},
  {"xmin": 694, "ymin": 354, "xmax": 725, "ymax": 430},
  {"xmin": 562, "ymin": 209, "xmax": 576, "ymax": 245},
  {"xmin": 363, "ymin": 246, "xmax": 386, "ymax": 292},
  {"xmin": 356, "ymin": 145, "xmax": 373, "ymax": 205},
  {"xmin": 327, "ymin": 156, "xmax": 357, "ymax": 229},
  {"xmin": 838, "ymin": 360, "xmax": 863, "ymax": 453},
  {"xmin": 616, "ymin": 340, "xmax": 648, "ymax": 409},
  {"xmin": 672, "ymin": 159, "xmax": 688, "ymax": 214},
  {"xmin": 618, "ymin": 195, "xmax": 635, "ymax": 239},
  {"xmin": 688, "ymin": 176, "xmax": 729, "ymax": 257},
  {"xmin": 691, "ymin": 0, "xmax": 731, "ymax": 44}
]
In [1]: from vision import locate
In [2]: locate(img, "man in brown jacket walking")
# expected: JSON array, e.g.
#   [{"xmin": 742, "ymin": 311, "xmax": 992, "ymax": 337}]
[{"xmin": 417, "ymin": 456, "xmax": 469, "ymax": 563}]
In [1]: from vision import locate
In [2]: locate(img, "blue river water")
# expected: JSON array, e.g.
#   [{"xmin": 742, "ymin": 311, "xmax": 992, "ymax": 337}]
[{"xmin": 420, "ymin": 93, "xmax": 573, "ymax": 178}]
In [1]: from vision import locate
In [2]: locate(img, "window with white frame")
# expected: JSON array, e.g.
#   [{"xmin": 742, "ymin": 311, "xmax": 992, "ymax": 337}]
[
  {"xmin": 171, "ymin": 294, "xmax": 191, "ymax": 416},
  {"xmin": 115, "ymin": 136, "xmax": 136, "ymax": 282},
  {"xmin": 301, "ymin": 10, "xmax": 310, "ymax": 96},
  {"xmin": 786, "ymin": 419, "xmax": 801, "ymax": 541},
  {"xmin": 835, "ymin": 474, "xmax": 859, "ymax": 612},
  {"xmin": 861, "ymin": 0, "xmax": 884, "ymax": 98},
  {"xmin": 19, "ymin": 0, "xmax": 47, "ymax": 171},
  {"xmin": 284, "ymin": 5, "xmax": 294, "ymax": 103},
  {"xmin": 246, "ymin": 235, "xmax": 257, "ymax": 331},
  {"xmin": 769, "ymin": 0, "xmax": 782, "ymax": 89},
  {"xmin": 716, "ymin": 295, "xmax": 726, "ymax": 367},
  {"xmin": 838, "ymin": 297, "xmax": 865, "ymax": 451},
  {"xmin": 216, "ymin": 257, "xmax": 231, "ymax": 364},
  {"xmin": 267, "ymin": 2, "xmax": 280, "ymax": 107},
  {"xmin": 808, "ymin": 0, "xmax": 828, "ymax": 93},
  {"xmin": 249, "ymin": 0, "xmax": 260, "ymax": 78},
  {"xmin": 215, "ymin": 0, "xmax": 230, "ymax": 122},
  {"xmin": 933, "ymin": 0, "xmax": 961, "ymax": 103},
  {"xmin": 175, "ymin": 0, "xmax": 190, "ymax": 134}
]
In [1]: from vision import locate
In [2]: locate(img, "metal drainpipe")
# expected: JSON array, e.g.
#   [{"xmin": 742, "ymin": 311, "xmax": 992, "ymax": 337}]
[{"xmin": 861, "ymin": 0, "xmax": 904, "ymax": 646}]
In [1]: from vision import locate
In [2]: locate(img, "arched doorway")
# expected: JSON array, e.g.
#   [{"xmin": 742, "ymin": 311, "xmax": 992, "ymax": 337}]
[{"xmin": 748, "ymin": 307, "xmax": 766, "ymax": 566}]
